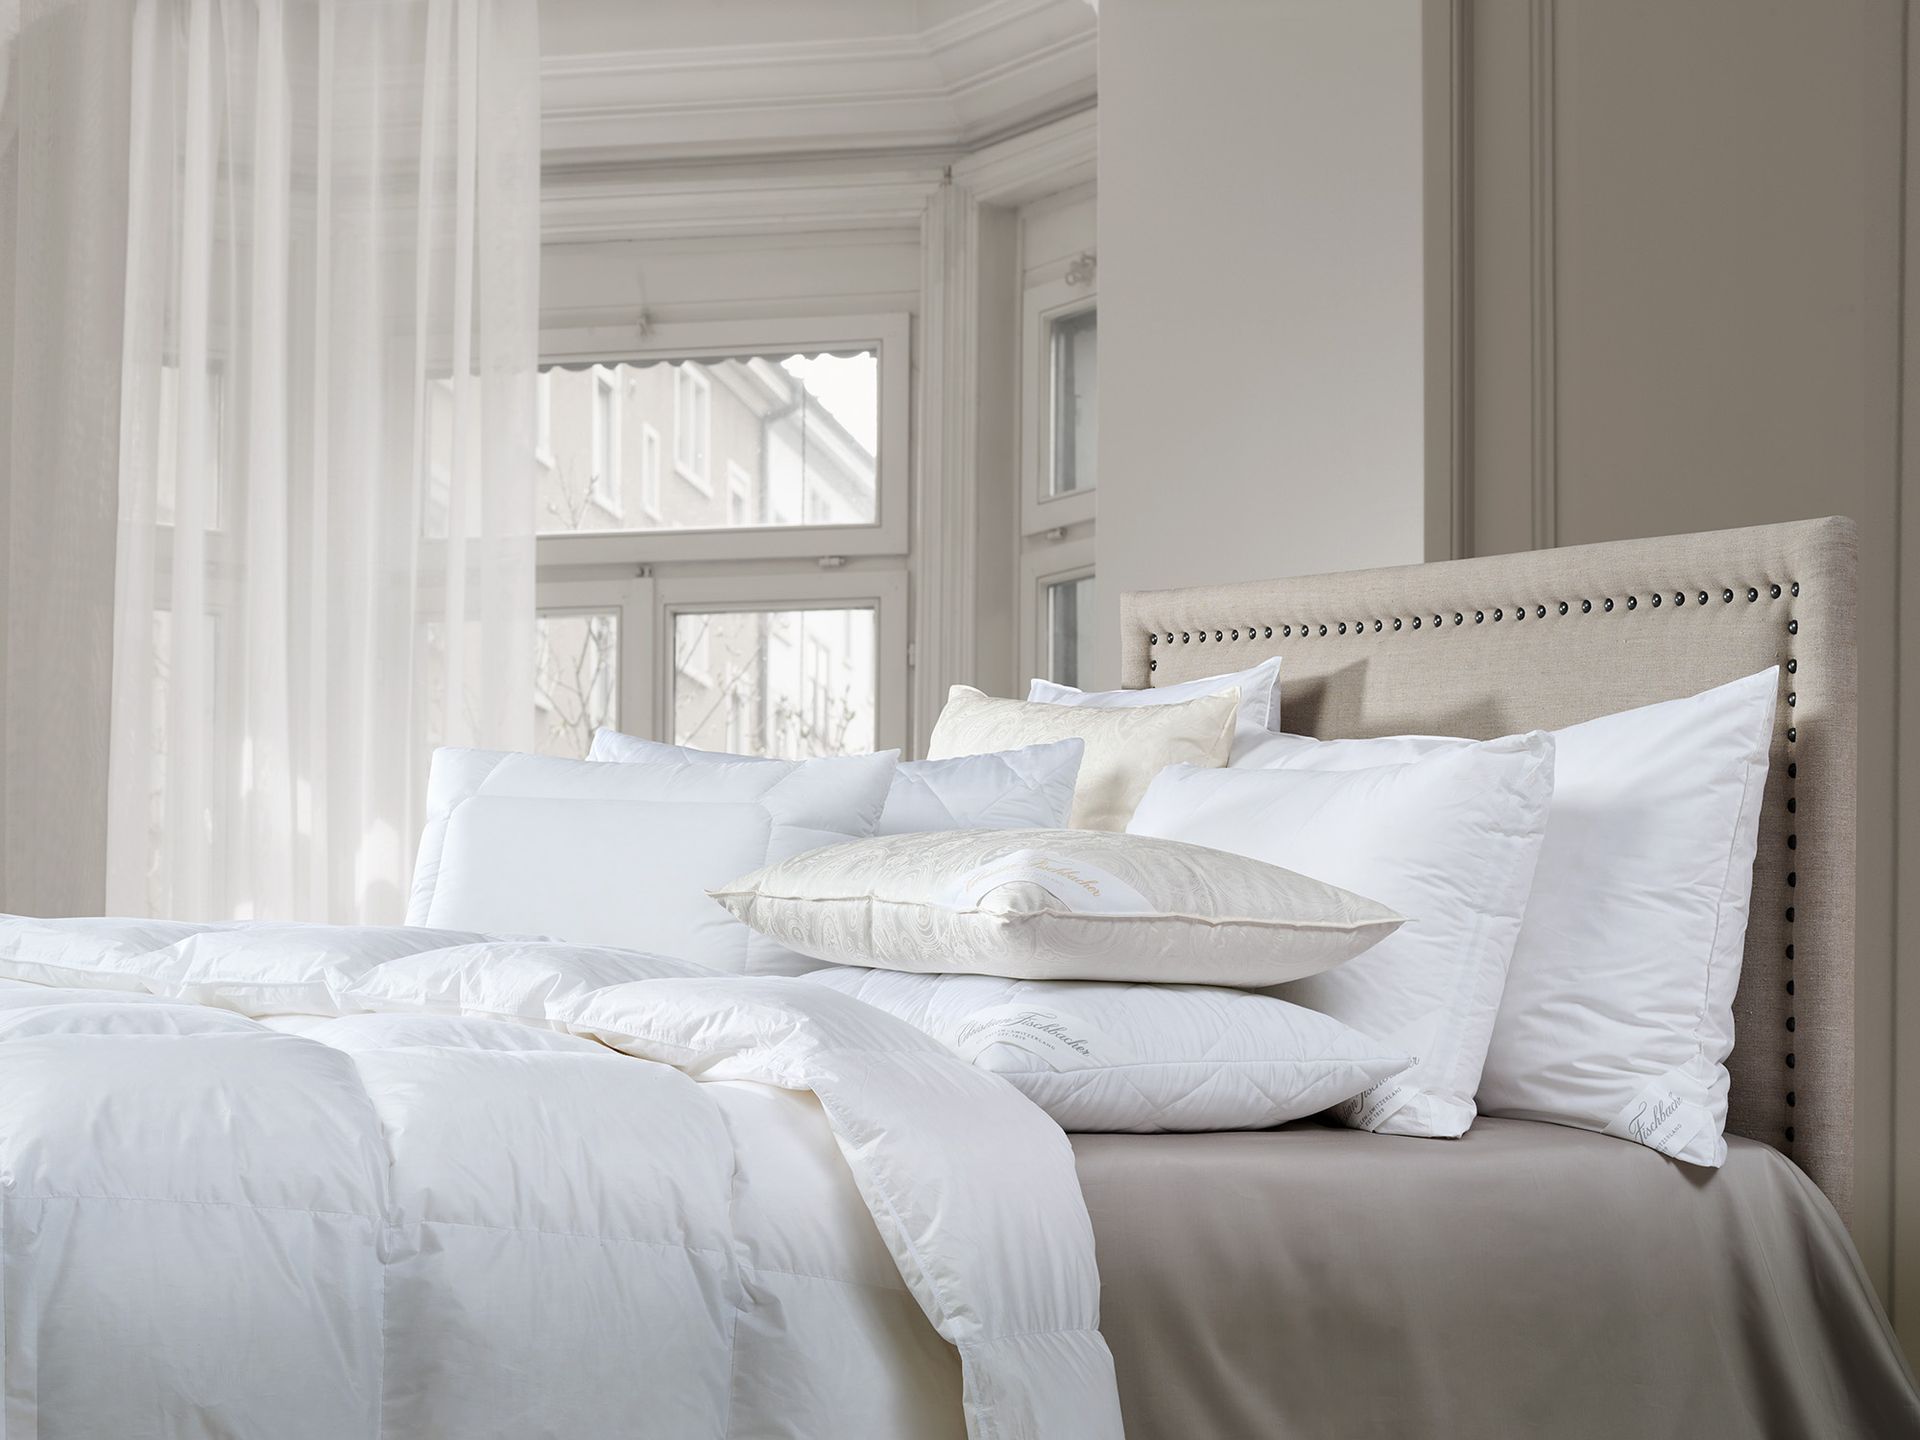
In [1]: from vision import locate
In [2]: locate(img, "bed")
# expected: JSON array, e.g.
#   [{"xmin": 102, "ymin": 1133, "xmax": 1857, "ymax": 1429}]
[
  {"xmin": 1094, "ymin": 515, "xmax": 1919, "ymax": 1438},
  {"xmin": 0, "ymin": 518, "xmax": 1914, "ymax": 1440}
]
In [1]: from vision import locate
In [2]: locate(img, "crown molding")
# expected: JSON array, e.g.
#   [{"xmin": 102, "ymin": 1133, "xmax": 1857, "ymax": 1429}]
[
  {"xmin": 541, "ymin": 0, "xmax": 1096, "ymax": 165},
  {"xmin": 542, "ymin": 159, "xmax": 948, "ymax": 242}
]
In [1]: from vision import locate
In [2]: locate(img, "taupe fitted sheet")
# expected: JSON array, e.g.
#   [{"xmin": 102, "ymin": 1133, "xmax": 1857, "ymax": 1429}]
[{"xmin": 1074, "ymin": 1119, "xmax": 1919, "ymax": 1440}]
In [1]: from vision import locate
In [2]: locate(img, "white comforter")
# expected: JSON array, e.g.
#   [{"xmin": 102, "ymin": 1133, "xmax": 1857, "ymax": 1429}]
[{"xmin": 0, "ymin": 919, "xmax": 1122, "ymax": 1440}]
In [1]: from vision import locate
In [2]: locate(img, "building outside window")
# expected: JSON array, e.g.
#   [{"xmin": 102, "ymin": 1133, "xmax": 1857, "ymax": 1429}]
[{"xmin": 526, "ymin": 325, "xmax": 906, "ymax": 763}]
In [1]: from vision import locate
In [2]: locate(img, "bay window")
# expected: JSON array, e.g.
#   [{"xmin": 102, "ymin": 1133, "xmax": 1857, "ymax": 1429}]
[{"xmin": 534, "ymin": 315, "xmax": 910, "ymax": 759}]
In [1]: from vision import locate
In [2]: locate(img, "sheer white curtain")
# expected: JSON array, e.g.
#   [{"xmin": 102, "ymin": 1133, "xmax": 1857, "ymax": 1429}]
[{"xmin": 104, "ymin": 0, "xmax": 538, "ymax": 923}]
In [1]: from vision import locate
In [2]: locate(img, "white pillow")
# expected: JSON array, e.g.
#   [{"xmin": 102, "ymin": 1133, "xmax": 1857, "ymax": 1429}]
[
  {"xmin": 928, "ymin": 684, "xmax": 1237, "ymax": 830},
  {"xmin": 343, "ymin": 940, "xmax": 717, "ymax": 1029},
  {"xmin": 1027, "ymin": 655, "xmax": 1283, "ymax": 761},
  {"xmin": 1129, "ymin": 735, "xmax": 1555, "ymax": 1138},
  {"xmin": 710, "ymin": 827, "xmax": 1402, "ymax": 987},
  {"xmin": 407, "ymin": 747, "xmax": 898, "ymax": 975},
  {"xmin": 803, "ymin": 966, "xmax": 1411, "ymax": 1133},
  {"xmin": 1237, "ymin": 669, "xmax": 1778, "ymax": 1166},
  {"xmin": 587, "ymin": 729, "xmax": 1084, "ymax": 834}
]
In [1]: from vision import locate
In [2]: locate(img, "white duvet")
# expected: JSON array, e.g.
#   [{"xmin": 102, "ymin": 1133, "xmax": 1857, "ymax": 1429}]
[{"xmin": 0, "ymin": 919, "xmax": 1122, "ymax": 1440}]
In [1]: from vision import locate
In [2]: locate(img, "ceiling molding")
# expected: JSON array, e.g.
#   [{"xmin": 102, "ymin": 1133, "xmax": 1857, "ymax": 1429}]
[
  {"xmin": 542, "ymin": 161, "xmax": 947, "ymax": 243},
  {"xmin": 951, "ymin": 106, "xmax": 1096, "ymax": 206},
  {"xmin": 541, "ymin": 0, "xmax": 1097, "ymax": 166}
]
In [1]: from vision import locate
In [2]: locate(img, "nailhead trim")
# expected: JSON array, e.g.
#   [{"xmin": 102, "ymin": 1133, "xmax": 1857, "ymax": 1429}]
[{"xmin": 1141, "ymin": 574, "xmax": 1805, "ymax": 1149}]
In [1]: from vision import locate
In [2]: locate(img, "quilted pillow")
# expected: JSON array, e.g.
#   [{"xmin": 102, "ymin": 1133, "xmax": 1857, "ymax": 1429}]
[
  {"xmin": 587, "ymin": 729, "xmax": 1084, "ymax": 834},
  {"xmin": 804, "ymin": 966, "xmax": 1410, "ymax": 1132},
  {"xmin": 711, "ymin": 827, "xmax": 1402, "ymax": 987},
  {"xmin": 407, "ymin": 746, "xmax": 898, "ymax": 974}
]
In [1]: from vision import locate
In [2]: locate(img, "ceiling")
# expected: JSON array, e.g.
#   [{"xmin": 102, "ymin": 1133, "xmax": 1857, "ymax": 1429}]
[{"xmin": 540, "ymin": 0, "xmax": 1098, "ymax": 168}]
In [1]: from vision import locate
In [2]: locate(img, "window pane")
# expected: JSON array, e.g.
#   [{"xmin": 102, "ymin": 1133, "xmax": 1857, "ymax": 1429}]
[
  {"xmin": 1049, "ymin": 309, "xmax": 1097, "ymax": 497},
  {"xmin": 1046, "ymin": 574, "xmax": 1095, "ymax": 688},
  {"xmin": 535, "ymin": 610, "xmax": 619, "ymax": 758},
  {"xmin": 539, "ymin": 352, "xmax": 878, "ymax": 534},
  {"xmin": 674, "ymin": 608, "xmax": 875, "ymax": 759}
]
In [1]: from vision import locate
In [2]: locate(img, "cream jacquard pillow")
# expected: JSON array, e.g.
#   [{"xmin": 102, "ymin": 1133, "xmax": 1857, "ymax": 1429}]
[
  {"xmin": 928, "ymin": 685, "xmax": 1237, "ymax": 830},
  {"xmin": 711, "ymin": 828, "xmax": 1404, "ymax": 987}
]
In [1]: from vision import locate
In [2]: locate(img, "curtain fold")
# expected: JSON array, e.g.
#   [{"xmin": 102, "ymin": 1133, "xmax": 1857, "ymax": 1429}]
[
  {"xmin": 0, "ymin": 0, "xmax": 135, "ymax": 917},
  {"xmin": 99, "ymin": 0, "xmax": 538, "ymax": 922}
]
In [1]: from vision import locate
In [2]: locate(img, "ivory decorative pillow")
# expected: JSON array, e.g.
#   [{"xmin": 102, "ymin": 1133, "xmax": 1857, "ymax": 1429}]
[
  {"xmin": 928, "ymin": 685, "xmax": 1237, "ymax": 830},
  {"xmin": 710, "ymin": 827, "xmax": 1403, "ymax": 987},
  {"xmin": 1027, "ymin": 654, "xmax": 1283, "ymax": 761}
]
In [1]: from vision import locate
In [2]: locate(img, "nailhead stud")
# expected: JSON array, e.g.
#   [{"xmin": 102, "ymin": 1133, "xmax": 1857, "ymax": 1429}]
[
  {"xmin": 1770, "ymin": 584, "xmax": 1782, "ymax": 599},
  {"xmin": 1581, "ymin": 600, "xmax": 1592, "ymax": 613},
  {"xmin": 1791, "ymin": 582, "xmax": 1800, "ymax": 596},
  {"xmin": 1604, "ymin": 598, "xmax": 1615, "ymax": 612}
]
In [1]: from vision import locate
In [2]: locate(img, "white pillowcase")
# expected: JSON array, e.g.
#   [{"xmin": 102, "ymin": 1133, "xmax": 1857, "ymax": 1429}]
[
  {"xmin": 711, "ymin": 826, "xmax": 1403, "ymax": 987},
  {"xmin": 1129, "ymin": 734, "xmax": 1555, "ymax": 1138},
  {"xmin": 804, "ymin": 966, "xmax": 1411, "ymax": 1133},
  {"xmin": 342, "ymin": 940, "xmax": 718, "ymax": 1028},
  {"xmin": 587, "ymin": 729, "xmax": 1084, "ymax": 834},
  {"xmin": 929, "ymin": 684, "xmax": 1237, "ymax": 830},
  {"xmin": 407, "ymin": 746, "xmax": 898, "ymax": 974},
  {"xmin": 1027, "ymin": 655, "xmax": 1283, "ymax": 762},
  {"xmin": 1236, "ymin": 669, "xmax": 1778, "ymax": 1166}
]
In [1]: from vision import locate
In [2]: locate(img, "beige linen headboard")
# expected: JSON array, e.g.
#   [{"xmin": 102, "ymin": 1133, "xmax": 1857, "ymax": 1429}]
[{"xmin": 1120, "ymin": 517, "xmax": 1858, "ymax": 1219}]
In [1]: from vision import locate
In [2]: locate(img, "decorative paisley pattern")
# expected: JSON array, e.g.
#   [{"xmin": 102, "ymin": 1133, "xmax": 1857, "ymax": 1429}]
[{"xmin": 927, "ymin": 685, "xmax": 1238, "ymax": 830}]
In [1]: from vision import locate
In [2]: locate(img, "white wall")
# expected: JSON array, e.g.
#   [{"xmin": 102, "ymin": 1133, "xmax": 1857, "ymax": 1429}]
[{"xmin": 1093, "ymin": 0, "xmax": 1428, "ymax": 689}]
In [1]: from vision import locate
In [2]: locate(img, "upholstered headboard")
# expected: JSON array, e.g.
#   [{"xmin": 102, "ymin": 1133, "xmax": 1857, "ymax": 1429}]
[{"xmin": 1120, "ymin": 518, "xmax": 1858, "ymax": 1219}]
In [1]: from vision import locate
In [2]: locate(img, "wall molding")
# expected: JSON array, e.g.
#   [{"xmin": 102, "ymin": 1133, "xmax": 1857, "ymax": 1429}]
[
  {"xmin": 1529, "ymin": 0, "xmax": 1560, "ymax": 550},
  {"xmin": 542, "ymin": 162, "xmax": 946, "ymax": 243},
  {"xmin": 913, "ymin": 181, "xmax": 982, "ymax": 753},
  {"xmin": 542, "ymin": 0, "xmax": 1096, "ymax": 166},
  {"xmin": 1424, "ymin": 0, "xmax": 1472, "ymax": 562}
]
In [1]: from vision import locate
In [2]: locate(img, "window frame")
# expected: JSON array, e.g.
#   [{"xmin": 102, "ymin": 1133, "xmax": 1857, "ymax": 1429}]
[
  {"xmin": 638, "ymin": 421, "xmax": 663, "ymax": 521},
  {"xmin": 588, "ymin": 365, "xmax": 624, "ymax": 519},
  {"xmin": 1018, "ymin": 536, "xmax": 1095, "ymax": 688},
  {"xmin": 532, "ymin": 576, "xmax": 655, "ymax": 754},
  {"xmin": 537, "ymin": 314, "xmax": 909, "ymax": 565},
  {"xmin": 653, "ymin": 568, "xmax": 908, "ymax": 756},
  {"xmin": 673, "ymin": 364, "xmax": 712, "ymax": 494},
  {"xmin": 1020, "ymin": 279, "xmax": 1097, "ymax": 536}
]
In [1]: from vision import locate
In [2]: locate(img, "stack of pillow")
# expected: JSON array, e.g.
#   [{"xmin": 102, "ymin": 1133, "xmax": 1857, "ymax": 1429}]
[{"xmin": 404, "ymin": 651, "xmax": 1777, "ymax": 1169}]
